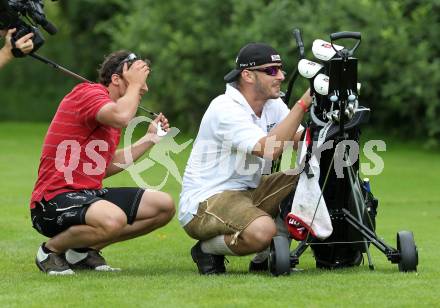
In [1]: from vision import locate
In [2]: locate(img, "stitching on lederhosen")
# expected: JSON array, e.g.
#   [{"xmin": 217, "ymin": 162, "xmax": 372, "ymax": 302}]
[
  {"xmin": 203, "ymin": 199, "xmax": 267, "ymax": 246},
  {"xmin": 254, "ymin": 176, "xmax": 298, "ymax": 208}
]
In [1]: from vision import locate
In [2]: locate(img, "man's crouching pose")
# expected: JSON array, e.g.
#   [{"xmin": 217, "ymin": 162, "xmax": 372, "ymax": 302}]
[
  {"xmin": 178, "ymin": 43, "xmax": 312, "ymax": 274},
  {"xmin": 30, "ymin": 50, "xmax": 175, "ymax": 275}
]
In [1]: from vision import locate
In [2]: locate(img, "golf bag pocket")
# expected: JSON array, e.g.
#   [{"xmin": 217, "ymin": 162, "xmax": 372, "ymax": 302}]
[
  {"xmin": 286, "ymin": 165, "xmax": 333, "ymax": 241},
  {"xmin": 286, "ymin": 125, "xmax": 333, "ymax": 241}
]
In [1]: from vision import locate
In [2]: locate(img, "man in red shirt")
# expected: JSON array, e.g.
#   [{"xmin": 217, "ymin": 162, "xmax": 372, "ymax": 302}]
[{"xmin": 30, "ymin": 50, "xmax": 175, "ymax": 275}]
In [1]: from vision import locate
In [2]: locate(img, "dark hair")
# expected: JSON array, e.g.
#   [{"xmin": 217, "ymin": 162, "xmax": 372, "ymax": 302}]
[
  {"xmin": 97, "ymin": 50, "xmax": 152, "ymax": 86},
  {"xmin": 98, "ymin": 50, "xmax": 131, "ymax": 86}
]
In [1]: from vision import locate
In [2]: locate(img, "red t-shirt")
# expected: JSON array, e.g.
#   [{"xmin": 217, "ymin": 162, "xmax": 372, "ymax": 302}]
[{"xmin": 30, "ymin": 83, "xmax": 121, "ymax": 208}]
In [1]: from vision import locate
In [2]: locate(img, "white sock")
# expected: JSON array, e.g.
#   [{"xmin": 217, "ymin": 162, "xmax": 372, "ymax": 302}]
[
  {"xmin": 65, "ymin": 249, "xmax": 88, "ymax": 265},
  {"xmin": 201, "ymin": 235, "xmax": 236, "ymax": 256}
]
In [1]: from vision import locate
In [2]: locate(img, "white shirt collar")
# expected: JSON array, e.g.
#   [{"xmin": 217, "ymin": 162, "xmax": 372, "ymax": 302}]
[
  {"xmin": 225, "ymin": 83, "xmax": 278, "ymax": 118},
  {"xmin": 225, "ymin": 83, "xmax": 260, "ymax": 117}
]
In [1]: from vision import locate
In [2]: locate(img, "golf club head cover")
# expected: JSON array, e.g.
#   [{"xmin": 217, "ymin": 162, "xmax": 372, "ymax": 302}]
[
  {"xmin": 312, "ymin": 39, "xmax": 344, "ymax": 61},
  {"xmin": 286, "ymin": 124, "xmax": 333, "ymax": 241},
  {"xmin": 286, "ymin": 212, "xmax": 315, "ymax": 241},
  {"xmin": 298, "ymin": 59, "xmax": 323, "ymax": 79},
  {"xmin": 314, "ymin": 73, "xmax": 330, "ymax": 96}
]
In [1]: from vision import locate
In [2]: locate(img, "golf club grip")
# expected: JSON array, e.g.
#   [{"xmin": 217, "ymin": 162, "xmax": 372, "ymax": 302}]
[
  {"xmin": 293, "ymin": 28, "xmax": 305, "ymax": 59},
  {"xmin": 293, "ymin": 28, "xmax": 304, "ymax": 48},
  {"xmin": 330, "ymin": 31, "xmax": 361, "ymax": 41}
]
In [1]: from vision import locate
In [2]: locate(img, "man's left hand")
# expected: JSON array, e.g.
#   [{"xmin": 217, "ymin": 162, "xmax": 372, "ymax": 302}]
[{"xmin": 147, "ymin": 112, "xmax": 170, "ymax": 137}]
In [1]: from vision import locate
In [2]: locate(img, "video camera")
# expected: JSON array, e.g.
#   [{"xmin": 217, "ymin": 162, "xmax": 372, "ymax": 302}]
[{"xmin": 0, "ymin": 0, "xmax": 57, "ymax": 55}]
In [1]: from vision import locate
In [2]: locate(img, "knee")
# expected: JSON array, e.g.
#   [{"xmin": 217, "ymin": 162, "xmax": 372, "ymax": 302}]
[
  {"xmin": 151, "ymin": 192, "xmax": 176, "ymax": 222},
  {"xmin": 254, "ymin": 225, "xmax": 276, "ymax": 251},
  {"xmin": 98, "ymin": 214, "xmax": 126, "ymax": 238},
  {"xmin": 246, "ymin": 217, "xmax": 276, "ymax": 251},
  {"xmin": 157, "ymin": 192, "xmax": 176, "ymax": 220}
]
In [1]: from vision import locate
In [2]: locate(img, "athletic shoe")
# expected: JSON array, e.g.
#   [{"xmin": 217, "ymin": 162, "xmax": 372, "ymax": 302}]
[
  {"xmin": 190, "ymin": 241, "xmax": 226, "ymax": 275},
  {"xmin": 248, "ymin": 259, "xmax": 269, "ymax": 272},
  {"xmin": 65, "ymin": 249, "xmax": 121, "ymax": 271},
  {"xmin": 35, "ymin": 245, "xmax": 75, "ymax": 275}
]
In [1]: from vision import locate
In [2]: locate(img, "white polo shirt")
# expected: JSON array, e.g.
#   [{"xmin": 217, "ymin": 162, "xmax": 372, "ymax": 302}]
[{"xmin": 178, "ymin": 83, "xmax": 303, "ymax": 226}]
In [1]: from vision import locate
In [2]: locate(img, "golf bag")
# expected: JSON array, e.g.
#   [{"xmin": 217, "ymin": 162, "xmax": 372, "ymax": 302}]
[
  {"xmin": 268, "ymin": 30, "xmax": 417, "ymax": 275},
  {"xmin": 300, "ymin": 124, "xmax": 378, "ymax": 269}
]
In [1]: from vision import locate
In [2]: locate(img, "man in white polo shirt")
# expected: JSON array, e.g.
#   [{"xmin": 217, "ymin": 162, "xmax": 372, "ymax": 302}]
[{"xmin": 179, "ymin": 42, "xmax": 312, "ymax": 274}]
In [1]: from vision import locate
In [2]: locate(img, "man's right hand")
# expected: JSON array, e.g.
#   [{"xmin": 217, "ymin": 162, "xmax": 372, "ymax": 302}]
[
  {"xmin": 299, "ymin": 88, "xmax": 312, "ymax": 108},
  {"xmin": 122, "ymin": 60, "xmax": 150, "ymax": 89},
  {"xmin": 96, "ymin": 59, "xmax": 151, "ymax": 129}
]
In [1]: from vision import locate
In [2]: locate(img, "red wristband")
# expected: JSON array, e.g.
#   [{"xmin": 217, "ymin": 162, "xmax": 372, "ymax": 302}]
[{"xmin": 296, "ymin": 99, "xmax": 308, "ymax": 113}]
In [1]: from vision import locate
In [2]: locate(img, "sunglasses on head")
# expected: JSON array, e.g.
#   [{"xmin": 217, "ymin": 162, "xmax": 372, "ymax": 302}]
[
  {"xmin": 247, "ymin": 65, "xmax": 284, "ymax": 76},
  {"xmin": 116, "ymin": 53, "xmax": 152, "ymax": 75},
  {"xmin": 122, "ymin": 53, "xmax": 137, "ymax": 64},
  {"xmin": 116, "ymin": 53, "xmax": 137, "ymax": 72}
]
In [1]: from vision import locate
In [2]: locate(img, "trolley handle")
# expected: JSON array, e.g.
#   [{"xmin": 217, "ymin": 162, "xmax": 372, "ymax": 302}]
[
  {"xmin": 293, "ymin": 28, "xmax": 305, "ymax": 59},
  {"xmin": 330, "ymin": 31, "xmax": 361, "ymax": 41}
]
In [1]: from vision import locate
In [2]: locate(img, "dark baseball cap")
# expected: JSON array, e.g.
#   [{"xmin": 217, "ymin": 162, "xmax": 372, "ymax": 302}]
[{"xmin": 224, "ymin": 42, "xmax": 282, "ymax": 82}]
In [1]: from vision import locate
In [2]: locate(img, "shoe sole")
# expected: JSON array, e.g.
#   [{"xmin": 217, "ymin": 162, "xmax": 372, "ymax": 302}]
[
  {"xmin": 95, "ymin": 265, "xmax": 121, "ymax": 272},
  {"xmin": 68, "ymin": 263, "xmax": 120, "ymax": 272}
]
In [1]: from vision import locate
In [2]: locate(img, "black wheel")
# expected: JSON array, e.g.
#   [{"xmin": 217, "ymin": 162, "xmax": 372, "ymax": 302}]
[
  {"xmin": 397, "ymin": 231, "xmax": 418, "ymax": 272},
  {"xmin": 268, "ymin": 236, "xmax": 290, "ymax": 276}
]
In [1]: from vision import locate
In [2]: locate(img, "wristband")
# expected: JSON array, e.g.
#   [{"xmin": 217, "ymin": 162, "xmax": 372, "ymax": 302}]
[{"xmin": 296, "ymin": 99, "xmax": 309, "ymax": 113}]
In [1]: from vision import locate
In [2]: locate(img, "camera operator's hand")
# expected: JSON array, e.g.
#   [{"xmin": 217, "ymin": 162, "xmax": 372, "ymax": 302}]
[
  {"xmin": 10, "ymin": 29, "xmax": 34, "ymax": 55},
  {"xmin": 0, "ymin": 28, "xmax": 34, "ymax": 68}
]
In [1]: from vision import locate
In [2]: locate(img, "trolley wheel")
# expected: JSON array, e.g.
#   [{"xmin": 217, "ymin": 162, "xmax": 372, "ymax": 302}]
[
  {"xmin": 397, "ymin": 231, "xmax": 418, "ymax": 272},
  {"xmin": 268, "ymin": 236, "xmax": 290, "ymax": 276}
]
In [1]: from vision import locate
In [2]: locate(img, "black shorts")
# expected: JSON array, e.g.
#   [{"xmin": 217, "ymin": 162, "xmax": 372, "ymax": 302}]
[{"xmin": 31, "ymin": 187, "xmax": 144, "ymax": 238}]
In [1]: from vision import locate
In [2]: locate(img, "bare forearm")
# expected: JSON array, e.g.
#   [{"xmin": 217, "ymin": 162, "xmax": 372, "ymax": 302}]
[
  {"xmin": 0, "ymin": 47, "xmax": 13, "ymax": 69},
  {"xmin": 270, "ymin": 103, "xmax": 305, "ymax": 141},
  {"xmin": 254, "ymin": 103, "xmax": 306, "ymax": 159},
  {"xmin": 105, "ymin": 135, "xmax": 155, "ymax": 177},
  {"xmin": 113, "ymin": 84, "xmax": 143, "ymax": 125}
]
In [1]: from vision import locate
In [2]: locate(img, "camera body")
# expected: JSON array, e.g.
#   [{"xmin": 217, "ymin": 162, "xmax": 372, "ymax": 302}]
[{"xmin": 0, "ymin": 0, "xmax": 57, "ymax": 54}]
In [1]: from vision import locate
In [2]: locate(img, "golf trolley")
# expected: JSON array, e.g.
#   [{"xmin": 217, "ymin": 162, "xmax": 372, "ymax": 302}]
[{"xmin": 267, "ymin": 30, "xmax": 418, "ymax": 276}]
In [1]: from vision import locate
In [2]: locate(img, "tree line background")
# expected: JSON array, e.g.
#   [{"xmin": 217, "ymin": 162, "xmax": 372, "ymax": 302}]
[{"xmin": 0, "ymin": 0, "xmax": 439, "ymax": 146}]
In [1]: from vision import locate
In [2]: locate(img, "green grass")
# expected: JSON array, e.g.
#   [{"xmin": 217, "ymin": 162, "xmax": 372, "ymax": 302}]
[{"xmin": 0, "ymin": 122, "xmax": 439, "ymax": 307}]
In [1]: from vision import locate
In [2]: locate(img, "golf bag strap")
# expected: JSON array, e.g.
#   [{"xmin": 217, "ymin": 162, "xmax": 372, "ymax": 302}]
[{"xmin": 303, "ymin": 126, "xmax": 314, "ymax": 178}]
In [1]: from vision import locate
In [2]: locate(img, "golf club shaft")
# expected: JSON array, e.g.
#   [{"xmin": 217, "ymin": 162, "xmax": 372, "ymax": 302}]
[
  {"xmin": 30, "ymin": 53, "xmax": 92, "ymax": 83},
  {"xmin": 30, "ymin": 53, "xmax": 159, "ymax": 116},
  {"xmin": 137, "ymin": 105, "xmax": 159, "ymax": 117}
]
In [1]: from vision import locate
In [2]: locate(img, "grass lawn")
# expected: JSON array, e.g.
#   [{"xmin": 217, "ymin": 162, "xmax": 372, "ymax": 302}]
[{"xmin": 0, "ymin": 122, "xmax": 439, "ymax": 307}]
